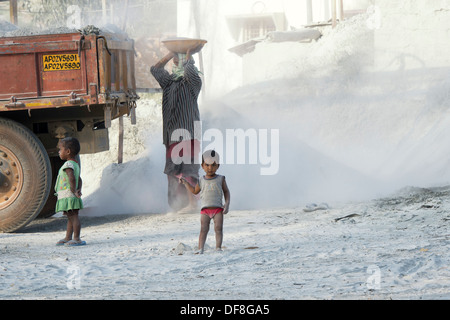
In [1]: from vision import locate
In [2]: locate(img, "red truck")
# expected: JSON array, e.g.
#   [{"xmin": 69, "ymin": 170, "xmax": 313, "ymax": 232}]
[{"xmin": 0, "ymin": 28, "xmax": 139, "ymax": 232}]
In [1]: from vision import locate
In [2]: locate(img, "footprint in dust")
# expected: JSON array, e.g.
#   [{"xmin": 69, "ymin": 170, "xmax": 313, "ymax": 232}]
[{"xmin": 398, "ymin": 259, "xmax": 424, "ymax": 277}]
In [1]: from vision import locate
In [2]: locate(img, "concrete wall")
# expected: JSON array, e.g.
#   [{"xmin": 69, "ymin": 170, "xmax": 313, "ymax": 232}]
[
  {"xmin": 177, "ymin": 0, "xmax": 374, "ymax": 98},
  {"xmin": 177, "ymin": 0, "xmax": 242, "ymax": 99},
  {"xmin": 373, "ymin": 0, "xmax": 450, "ymax": 71}
]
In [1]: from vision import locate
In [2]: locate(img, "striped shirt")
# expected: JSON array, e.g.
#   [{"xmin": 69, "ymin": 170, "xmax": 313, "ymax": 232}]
[{"xmin": 151, "ymin": 59, "xmax": 202, "ymax": 146}]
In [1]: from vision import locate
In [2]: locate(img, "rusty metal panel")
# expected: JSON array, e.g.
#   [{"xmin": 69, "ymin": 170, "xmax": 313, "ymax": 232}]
[
  {"xmin": 84, "ymin": 35, "xmax": 99, "ymax": 97},
  {"xmin": 0, "ymin": 33, "xmax": 88, "ymax": 104},
  {"xmin": 39, "ymin": 51, "xmax": 87, "ymax": 97},
  {"xmin": 0, "ymin": 40, "xmax": 80, "ymax": 55},
  {"xmin": 97, "ymin": 38, "xmax": 108, "ymax": 94},
  {"xmin": 0, "ymin": 53, "xmax": 38, "ymax": 99},
  {"xmin": 0, "ymin": 32, "xmax": 138, "ymax": 113}
]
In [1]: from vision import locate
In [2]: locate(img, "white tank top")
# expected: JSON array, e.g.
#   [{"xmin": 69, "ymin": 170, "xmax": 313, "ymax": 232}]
[{"xmin": 199, "ymin": 175, "xmax": 224, "ymax": 209}]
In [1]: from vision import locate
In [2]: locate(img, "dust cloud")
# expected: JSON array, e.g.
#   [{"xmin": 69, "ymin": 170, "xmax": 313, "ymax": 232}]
[{"xmin": 17, "ymin": 1, "xmax": 447, "ymax": 214}]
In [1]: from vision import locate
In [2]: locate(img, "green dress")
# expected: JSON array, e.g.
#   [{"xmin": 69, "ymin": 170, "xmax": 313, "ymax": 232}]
[{"xmin": 55, "ymin": 160, "xmax": 83, "ymax": 213}]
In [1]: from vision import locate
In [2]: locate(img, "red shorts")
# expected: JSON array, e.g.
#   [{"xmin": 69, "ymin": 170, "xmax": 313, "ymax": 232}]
[{"xmin": 200, "ymin": 208, "xmax": 224, "ymax": 219}]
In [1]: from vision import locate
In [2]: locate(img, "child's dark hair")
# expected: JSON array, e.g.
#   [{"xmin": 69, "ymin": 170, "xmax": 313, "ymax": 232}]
[
  {"xmin": 202, "ymin": 149, "xmax": 220, "ymax": 164},
  {"xmin": 60, "ymin": 137, "xmax": 81, "ymax": 156}
]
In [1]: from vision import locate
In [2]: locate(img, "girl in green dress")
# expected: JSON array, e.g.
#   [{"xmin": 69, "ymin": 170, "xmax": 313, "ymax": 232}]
[{"xmin": 55, "ymin": 137, "xmax": 85, "ymax": 246}]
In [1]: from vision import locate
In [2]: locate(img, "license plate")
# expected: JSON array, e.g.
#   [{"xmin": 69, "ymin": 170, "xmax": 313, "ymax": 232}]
[{"xmin": 43, "ymin": 54, "xmax": 80, "ymax": 71}]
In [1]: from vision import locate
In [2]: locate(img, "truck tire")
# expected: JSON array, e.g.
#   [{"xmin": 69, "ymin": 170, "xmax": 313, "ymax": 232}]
[
  {"xmin": 0, "ymin": 118, "xmax": 52, "ymax": 232},
  {"xmin": 37, "ymin": 156, "xmax": 64, "ymax": 218}
]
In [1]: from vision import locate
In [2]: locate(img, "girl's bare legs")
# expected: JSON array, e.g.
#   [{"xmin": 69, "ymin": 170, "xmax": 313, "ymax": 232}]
[
  {"xmin": 198, "ymin": 214, "xmax": 211, "ymax": 253},
  {"xmin": 213, "ymin": 213, "xmax": 224, "ymax": 250},
  {"xmin": 66, "ymin": 210, "xmax": 81, "ymax": 242},
  {"xmin": 64, "ymin": 212, "xmax": 73, "ymax": 241}
]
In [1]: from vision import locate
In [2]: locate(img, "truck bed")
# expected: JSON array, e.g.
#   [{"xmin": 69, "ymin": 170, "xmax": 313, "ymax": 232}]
[{"xmin": 0, "ymin": 31, "xmax": 138, "ymax": 115}]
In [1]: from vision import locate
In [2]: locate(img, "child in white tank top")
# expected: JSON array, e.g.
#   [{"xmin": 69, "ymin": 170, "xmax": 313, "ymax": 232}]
[{"xmin": 181, "ymin": 150, "xmax": 230, "ymax": 253}]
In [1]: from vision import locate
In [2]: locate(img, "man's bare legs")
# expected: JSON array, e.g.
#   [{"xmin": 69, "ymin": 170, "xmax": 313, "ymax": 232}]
[{"xmin": 167, "ymin": 174, "xmax": 198, "ymax": 214}]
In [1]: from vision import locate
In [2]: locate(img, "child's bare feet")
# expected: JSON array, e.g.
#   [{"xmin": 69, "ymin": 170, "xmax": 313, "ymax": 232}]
[{"xmin": 194, "ymin": 248, "xmax": 204, "ymax": 254}]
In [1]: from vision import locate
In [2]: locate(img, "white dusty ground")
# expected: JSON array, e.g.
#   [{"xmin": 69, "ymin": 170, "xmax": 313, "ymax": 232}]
[{"xmin": 0, "ymin": 185, "xmax": 449, "ymax": 300}]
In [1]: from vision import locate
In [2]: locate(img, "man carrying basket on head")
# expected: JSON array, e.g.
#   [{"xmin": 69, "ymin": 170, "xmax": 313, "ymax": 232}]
[{"xmin": 150, "ymin": 40, "xmax": 205, "ymax": 213}]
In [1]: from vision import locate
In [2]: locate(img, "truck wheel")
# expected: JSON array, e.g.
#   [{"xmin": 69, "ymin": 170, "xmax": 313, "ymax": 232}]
[
  {"xmin": 0, "ymin": 118, "xmax": 52, "ymax": 232},
  {"xmin": 37, "ymin": 156, "xmax": 64, "ymax": 218}
]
